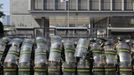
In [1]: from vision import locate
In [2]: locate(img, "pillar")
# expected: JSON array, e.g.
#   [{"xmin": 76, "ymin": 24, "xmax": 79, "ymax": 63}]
[
  {"xmin": 122, "ymin": 0, "xmax": 124, "ymax": 11},
  {"xmin": 133, "ymin": 0, "xmax": 134, "ymax": 11},
  {"xmin": 99, "ymin": 0, "xmax": 101, "ymax": 11},
  {"xmin": 76, "ymin": 0, "xmax": 78, "ymax": 10},
  {"xmin": 110, "ymin": 0, "xmax": 113, "ymax": 11},
  {"xmin": 53, "ymin": 0, "xmax": 56, "ymax": 10},
  {"xmin": 87, "ymin": 0, "xmax": 90, "ymax": 10},
  {"xmin": 64, "ymin": 1, "xmax": 66, "ymax": 10},
  {"xmin": 28, "ymin": 0, "xmax": 31, "ymax": 10}
]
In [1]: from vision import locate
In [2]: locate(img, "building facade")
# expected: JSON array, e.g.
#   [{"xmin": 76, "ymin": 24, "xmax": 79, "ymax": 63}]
[{"xmin": 10, "ymin": 0, "xmax": 134, "ymax": 38}]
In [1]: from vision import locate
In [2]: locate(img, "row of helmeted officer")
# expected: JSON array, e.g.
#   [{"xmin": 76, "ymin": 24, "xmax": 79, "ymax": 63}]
[{"xmin": 0, "ymin": 36, "xmax": 134, "ymax": 75}]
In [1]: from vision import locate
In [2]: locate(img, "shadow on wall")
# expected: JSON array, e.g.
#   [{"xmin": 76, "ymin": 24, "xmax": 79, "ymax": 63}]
[{"xmin": 0, "ymin": 21, "xmax": 4, "ymax": 38}]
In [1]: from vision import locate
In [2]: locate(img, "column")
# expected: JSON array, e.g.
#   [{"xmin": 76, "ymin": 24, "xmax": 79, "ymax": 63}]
[
  {"xmin": 87, "ymin": 0, "xmax": 90, "ymax": 10},
  {"xmin": 53, "ymin": 0, "xmax": 55, "ymax": 10},
  {"xmin": 76, "ymin": 0, "xmax": 78, "ymax": 10},
  {"xmin": 122, "ymin": 0, "xmax": 124, "ymax": 11},
  {"xmin": 110, "ymin": 0, "xmax": 113, "ymax": 11},
  {"xmin": 133, "ymin": 0, "xmax": 134, "ymax": 11},
  {"xmin": 28, "ymin": 0, "xmax": 31, "ymax": 10},
  {"xmin": 99, "ymin": 0, "xmax": 101, "ymax": 11}
]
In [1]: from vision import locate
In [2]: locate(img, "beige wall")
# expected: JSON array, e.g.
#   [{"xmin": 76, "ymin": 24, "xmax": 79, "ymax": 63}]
[
  {"xmin": 10, "ymin": 0, "xmax": 39, "ymax": 28},
  {"xmin": 11, "ymin": 15, "xmax": 39, "ymax": 28}
]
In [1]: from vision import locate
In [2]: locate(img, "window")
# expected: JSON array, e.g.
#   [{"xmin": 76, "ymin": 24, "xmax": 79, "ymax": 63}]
[
  {"xmin": 90, "ymin": 0, "xmax": 99, "ymax": 10},
  {"xmin": 101, "ymin": 0, "xmax": 110, "ymax": 10},
  {"xmin": 113, "ymin": 0, "xmax": 122, "ymax": 10},
  {"xmin": 78, "ymin": 0, "xmax": 88, "ymax": 10},
  {"xmin": 124, "ymin": 0, "xmax": 133, "ymax": 10},
  {"xmin": 69, "ymin": 0, "xmax": 77, "ymax": 10},
  {"xmin": 34, "ymin": 0, "xmax": 44, "ymax": 10},
  {"xmin": 55, "ymin": 0, "xmax": 65, "ymax": 10},
  {"xmin": 47, "ymin": 0, "xmax": 55, "ymax": 10}
]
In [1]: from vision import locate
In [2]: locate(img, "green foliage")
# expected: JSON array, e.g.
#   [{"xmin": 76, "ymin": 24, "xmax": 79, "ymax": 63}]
[
  {"xmin": 0, "ymin": 4, "xmax": 5, "ymax": 18},
  {"xmin": 0, "ymin": 11, "xmax": 5, "ymax": 17}
]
